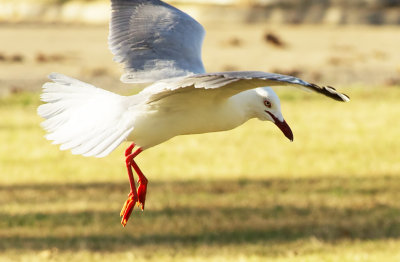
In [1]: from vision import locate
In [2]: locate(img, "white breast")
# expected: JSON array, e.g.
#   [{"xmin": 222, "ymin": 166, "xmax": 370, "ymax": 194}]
[{"xmin": 127, "ymin": 96, "xmax": 248, "ymax": 149}]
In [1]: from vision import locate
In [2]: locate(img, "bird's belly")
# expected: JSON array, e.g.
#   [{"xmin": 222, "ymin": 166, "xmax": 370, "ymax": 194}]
[
  {"xmin": 169, "ymin": 109, "xmax": 241, "ymax": 135},
  {"xmin": 128, "ymin": 108, "xmax": 242, "ymax": 149}
]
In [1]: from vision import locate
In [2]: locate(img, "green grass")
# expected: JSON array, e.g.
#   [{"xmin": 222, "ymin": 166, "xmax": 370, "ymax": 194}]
[{"xmin": 1, "ymin": 86, "xmax": 400, "ymax": 261}]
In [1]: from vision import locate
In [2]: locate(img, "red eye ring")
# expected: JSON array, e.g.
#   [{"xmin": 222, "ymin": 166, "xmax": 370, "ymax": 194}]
[{"xmin": 264, "ymin": 100, "xmax": 272, "ymax": 108}]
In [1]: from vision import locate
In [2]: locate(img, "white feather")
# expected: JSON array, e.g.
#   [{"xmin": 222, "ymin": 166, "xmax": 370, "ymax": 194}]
[{"xmin": 38, "ymin": 73, "xmax": 134, "ymax": 158}]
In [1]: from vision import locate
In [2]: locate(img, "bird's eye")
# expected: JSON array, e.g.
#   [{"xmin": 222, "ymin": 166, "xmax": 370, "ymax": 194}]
[{"xmin": 264, "ymin": 100, "xmax": 272, "ymax": 108}]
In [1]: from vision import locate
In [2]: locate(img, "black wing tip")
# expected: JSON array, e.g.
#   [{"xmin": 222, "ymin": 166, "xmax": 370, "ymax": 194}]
[{"xmin": 309, "ymin": 83, "xmax": 350, "ymax": 102}]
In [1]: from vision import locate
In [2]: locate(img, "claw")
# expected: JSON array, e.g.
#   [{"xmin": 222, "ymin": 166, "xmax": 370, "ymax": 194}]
[
  {"xmin": 120, "ymin": 192, "xmax": 133, "ymax": 216},
  {"xmin": 120, "ymin": 198, "xmax": 129, "ymax": 217},
  {"xmin": 120, "ymin": 193, "xmax": 137, "ymax": 227}
]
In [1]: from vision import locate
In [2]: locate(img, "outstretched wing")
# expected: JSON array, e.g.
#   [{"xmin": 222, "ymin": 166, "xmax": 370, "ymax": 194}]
[
  {"xmin": 142, "ymin": 71, "xmax": 350, "ymax": 103},
  {"xmin": 109, "ymin": 0, "xmax": 206, "ymax": 84}
]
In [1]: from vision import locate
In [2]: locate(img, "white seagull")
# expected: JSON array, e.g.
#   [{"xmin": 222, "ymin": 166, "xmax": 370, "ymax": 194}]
[{"xmin": 37, "ymin": 0, "xmax": 350, "ymax": 227}]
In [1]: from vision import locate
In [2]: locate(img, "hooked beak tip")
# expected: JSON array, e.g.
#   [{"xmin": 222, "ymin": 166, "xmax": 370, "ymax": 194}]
[
  {"xmin": 266, "ymin": 111, "xmax": 294, "ymax": 142},
  {"xmin": 279, "ymin": 120, "xmax": 294, "ymax": 142}
]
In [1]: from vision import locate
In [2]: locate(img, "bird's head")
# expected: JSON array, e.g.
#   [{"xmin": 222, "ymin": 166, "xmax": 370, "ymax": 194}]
[{"xmin": 254, "ymin": 87, "xmax": 293, "ymax": 141}]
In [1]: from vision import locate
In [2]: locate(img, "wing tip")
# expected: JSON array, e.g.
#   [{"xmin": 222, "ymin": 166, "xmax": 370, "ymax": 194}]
[{"xmin": 309, "ymin": 83, "xmax": 350, "ymax": 102}]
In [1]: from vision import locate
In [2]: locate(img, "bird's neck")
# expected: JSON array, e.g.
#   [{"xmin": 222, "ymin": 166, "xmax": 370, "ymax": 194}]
[{"xmin": 228, "ymin": 90, "xmax": 258, "ymax": 122}]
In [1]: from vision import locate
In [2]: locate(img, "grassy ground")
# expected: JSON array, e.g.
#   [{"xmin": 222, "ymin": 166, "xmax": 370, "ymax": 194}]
[{"xmin": 1, "ymin": 86, "xmax": 400, "ymax": 261}]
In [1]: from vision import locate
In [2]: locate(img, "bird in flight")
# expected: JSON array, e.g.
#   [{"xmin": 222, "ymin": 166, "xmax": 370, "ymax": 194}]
[{"xmin": 38, "ymin": 0, "xmax": 350, "ymax": 227}]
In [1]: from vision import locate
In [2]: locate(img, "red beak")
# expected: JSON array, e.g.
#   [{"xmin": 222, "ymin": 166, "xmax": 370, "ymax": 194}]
[{"xmin": 266, "ymin": 111, "xmax": 294, "ymax": 141}]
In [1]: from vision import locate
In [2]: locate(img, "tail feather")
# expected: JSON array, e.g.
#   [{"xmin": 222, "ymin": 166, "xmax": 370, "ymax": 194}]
[
  {"xmin": 38, "ymin": 73, "xmax": 134, "ymax": 158},
  {"xmin": 72, "ymin": 126, "xmax": 121, "ymax": 156},
  {"xmin": 83, "ymin": 128, "xmax": 133, "ymax": 158},
  {"xmin": 59, "ymin": 126, "xmax": 105, "ymax": 151}
]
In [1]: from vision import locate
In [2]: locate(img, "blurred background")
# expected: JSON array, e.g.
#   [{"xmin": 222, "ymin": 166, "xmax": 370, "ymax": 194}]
[{"xmin": 1, "ymin": 0, "xmax": 400, "ymax": 261}]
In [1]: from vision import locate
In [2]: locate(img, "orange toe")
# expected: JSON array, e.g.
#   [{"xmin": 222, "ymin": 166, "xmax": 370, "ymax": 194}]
[{"xmin": 120, "ymin": 194, "xmax": 137, "ymax": 227}]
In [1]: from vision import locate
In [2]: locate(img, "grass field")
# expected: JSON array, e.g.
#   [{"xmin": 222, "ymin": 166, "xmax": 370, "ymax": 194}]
[{"xmin": 1, "ymin": 86, "xmax": 400, "ymax": 261}]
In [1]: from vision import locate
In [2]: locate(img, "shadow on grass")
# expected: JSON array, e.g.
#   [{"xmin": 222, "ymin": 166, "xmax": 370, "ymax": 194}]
[{"xmin": 1, "ymin": 176, "xmax": 400, "ymax": 251}]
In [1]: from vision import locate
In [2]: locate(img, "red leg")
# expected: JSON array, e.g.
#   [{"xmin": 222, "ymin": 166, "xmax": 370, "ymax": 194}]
[
  {"xmin": 131, "ymin": 159, "xmax": 148, "ymax": 210},
  {"xmin": 125, "ymin": 143, "xmax": 135, "ymax": 157},
  {"xmin": 120, "ymin": 146, "xmax": 147, "ymax": 227},
  {"xmin": 120, "ymin": 151, "xmax": 138, "ymax": 227}
]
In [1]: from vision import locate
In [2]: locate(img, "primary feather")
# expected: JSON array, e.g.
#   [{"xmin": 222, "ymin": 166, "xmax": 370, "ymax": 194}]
[{"xmin": 141, "ymin": 71, "xmax": 350, "ymax": 103}]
